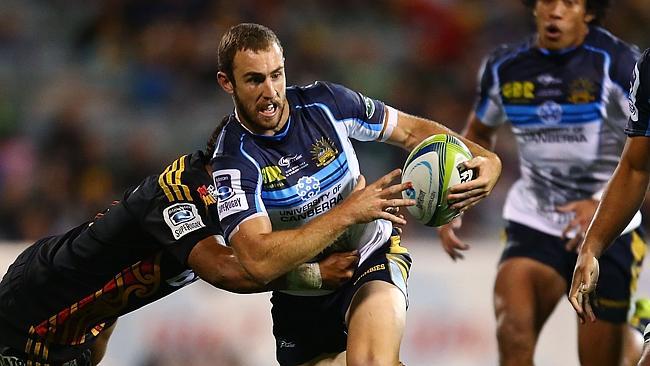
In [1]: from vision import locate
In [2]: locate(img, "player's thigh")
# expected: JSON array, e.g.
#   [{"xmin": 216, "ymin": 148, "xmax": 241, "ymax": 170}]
[
  {"xmin": 577, "ymin": 320, "xmax": 628, "ymax": 366},
  {"xmin": 494, "ymin": 257, "xmax": 565, "ymax": 332},
  {"xmin": 298, "ymin": 351, "xmax": 346, "ymax": 366},
  {"xmin": 346, "ymin": 280, "xmax": 406, "ymax": 363}
]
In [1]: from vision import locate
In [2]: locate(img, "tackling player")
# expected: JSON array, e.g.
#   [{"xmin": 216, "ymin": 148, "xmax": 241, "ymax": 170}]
[{"xmin": 0, "ymin": 118, "xmax": 392, "ymax": 366}]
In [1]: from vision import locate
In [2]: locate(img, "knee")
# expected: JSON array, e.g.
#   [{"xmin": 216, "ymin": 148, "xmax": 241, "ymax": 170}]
[{"xmin": 495, "ymin": 314, "xmax": 536, "ymax": 359}]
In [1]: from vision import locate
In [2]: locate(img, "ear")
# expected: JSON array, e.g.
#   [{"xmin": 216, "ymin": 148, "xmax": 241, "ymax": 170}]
[
  {"xmin": 217, "ymin": 71, "xmax": 234, "ymax": 94},
  {"xmin": 584, "ymin": 12, "xmax": 595, "ymax": 24}
]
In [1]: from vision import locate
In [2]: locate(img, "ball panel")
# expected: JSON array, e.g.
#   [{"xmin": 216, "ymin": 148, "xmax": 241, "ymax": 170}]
[{"xmin": 401, "ymin": 133, "xmax": 474, "ymax": 227}]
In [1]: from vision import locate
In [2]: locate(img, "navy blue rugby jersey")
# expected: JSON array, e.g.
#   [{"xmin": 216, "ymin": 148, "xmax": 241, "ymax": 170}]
[
  {"xmin": 626, "ymin": 49, "xmax": 650, "ymax": 136},
  {"xmin": 211, "ymin": 81, "xmax": 397, "ymax": 295},
  {"xmin": 0, "ymin": 151, "xmax": 221, "ymax": 364},
  {"xmin": 474, "ymin": 26, "xmax": 640, "ymax": 236}
]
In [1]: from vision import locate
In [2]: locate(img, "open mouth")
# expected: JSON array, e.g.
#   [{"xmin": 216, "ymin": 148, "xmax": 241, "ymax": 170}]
[
  {"xmin": 544, "ymin": 24, "xmax": 562, "ymax": 40},
  {"xmin": 258, "ymin": 102, "xmax": 278, "ymax": 118}
]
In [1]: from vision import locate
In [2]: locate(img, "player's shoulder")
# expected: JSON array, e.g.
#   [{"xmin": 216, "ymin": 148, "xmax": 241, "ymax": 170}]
[
  {"xmin": 584, "ymin": 26, "xmax": 640, "ymax": 61},
  {"xmin": 640, "ymin": 48, "xmax": 650, "ymax": 68},
  {"xmin": 288, "ymin": 81, "xmax": 352, "ymax": 104},
  {"xmin": 154, "ymin": 151, "xmax": 210, "ymax": 203},
  {"xmin": 483, "ymin": 37, "xmax": 535, "ymax": 67}
]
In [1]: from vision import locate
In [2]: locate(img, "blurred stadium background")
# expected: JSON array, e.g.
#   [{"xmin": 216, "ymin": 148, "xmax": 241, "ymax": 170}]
[{"xmin": 1, "ymin": 0, "xmax": 648, "ymax": 365}]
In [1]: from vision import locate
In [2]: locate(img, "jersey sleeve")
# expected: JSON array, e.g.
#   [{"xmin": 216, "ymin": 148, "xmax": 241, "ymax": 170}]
[
  {"xmin": 211, "ymin": 148, "xmax": 267, "ymax": 241},
  {"xmin": 608, "ymin": 43, "xmax": 641, "ymax": 119},
  {"xmin": 140, "ymin": 155, "xmax": 221, "ymax": 265},
  {"xmin": 317, "ymin": 81, "xmax": 392, "ymax": 142},
  {"xmin": 473, "ymin": 54, "xmax": 508, "ymax": 127},
  {"xmin": 625, "ymin": 49, "xmax": 650, "ymax": 136}
]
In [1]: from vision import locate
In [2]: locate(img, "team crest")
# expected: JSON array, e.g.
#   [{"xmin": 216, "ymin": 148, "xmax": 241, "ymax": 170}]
[
  {"xmin": 568, "ymin": 78, "xmax": 596, "ymax": 104},
  {"xmin": 311, "ymin": 137, "xmax": 339, "ymax": 167}
]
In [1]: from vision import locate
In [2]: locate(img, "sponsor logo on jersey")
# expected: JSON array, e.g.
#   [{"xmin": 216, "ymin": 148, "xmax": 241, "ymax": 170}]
[
  {"xmin": 502, "ymin": 81, "xmax": 535, "ymax": 101},
  {"xmin": 197, "ymin": 184, "xmax": 218, "ymax": 206},
  {"xmin": 278, "ymin": 154, "xmax": 302, "ymax": 167},
  {"xmin": 163, "ymin": 203, "xmax": 205, "ymax": 240},
  {"xmin": 261, "ymin": 165, "xmax": 286, "ymax": 189},
  {"xmin": 296, "ymin": 176, "xmax": 321, "ymax": 201},
  {"xmin": 362, "ymin": 94, "xmax": 376, "ymax": 119},
  {"xmin": 213, "ymin": 169, "xmax": 249, "ymax": 219},
  {"xmin": 537, "ymin": 100, "xmax": 562, "ymax": 125},
  {"xmin": 568, "ymin": 78, "xmax": 596, "ymax": 104},
  {"xmin": 279, "ymin": 187, "xmax": 344, "ymax": 222},
  {"xmin": 537, "ymin": 74, "xmax": 562, "ymax": 86},
  {"xmin": 311, "ymin": 137, "xmax": 338, "ymax": 167}
]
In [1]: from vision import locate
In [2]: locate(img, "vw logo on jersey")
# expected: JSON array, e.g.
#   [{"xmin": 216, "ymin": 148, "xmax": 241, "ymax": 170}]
[
  {"xmin": 537, "ymin": 100, "xmax": 563, "ymax": 125},
  {"xmin": 296, "ymin": 176, "xmax": 321, "ymax": 201}
]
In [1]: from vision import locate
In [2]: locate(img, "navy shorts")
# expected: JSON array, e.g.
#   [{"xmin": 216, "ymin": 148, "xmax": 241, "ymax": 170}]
[
  {"xmin": 271, "ymin": 231, "xmax": 411, "ymax": 366},
  {"xmin": 501, "ymin": 221, "xmax": 647, "ymax": 323}
]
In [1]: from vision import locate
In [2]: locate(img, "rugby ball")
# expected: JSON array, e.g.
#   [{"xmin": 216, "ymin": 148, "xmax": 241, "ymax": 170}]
[{"xmin": 401, "ymin": 134, "xmax": 474, "ymax": 227}]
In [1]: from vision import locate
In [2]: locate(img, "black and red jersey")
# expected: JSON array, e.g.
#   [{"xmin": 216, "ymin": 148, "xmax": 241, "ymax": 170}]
[{"xmin": 0, "ymin": 151, "xmax": 221, "ymax": 364}]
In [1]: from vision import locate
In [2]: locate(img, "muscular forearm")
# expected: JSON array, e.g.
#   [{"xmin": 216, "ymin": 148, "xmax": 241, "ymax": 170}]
[
  {"xmin": 394, "ymin": 111, "xmax": 498, "ymax": 161},
  {"xmin": 583, "ymin": 161, "xmax": 650, "ymax": 258},
  {"xmin": 232, "ymin": 204, "xmax": 354, "ymax": 284}
]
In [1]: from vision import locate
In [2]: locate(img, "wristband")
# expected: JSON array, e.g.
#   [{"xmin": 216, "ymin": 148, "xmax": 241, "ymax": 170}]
[{"xmin": 286, "ymin": 263, "xmax": 322, "ymax": 290}]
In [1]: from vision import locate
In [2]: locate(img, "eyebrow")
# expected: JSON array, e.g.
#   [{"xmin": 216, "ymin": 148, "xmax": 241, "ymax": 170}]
[{"xmin": 243, "ymin": 66, "xmax": 284, "ymax": 79}]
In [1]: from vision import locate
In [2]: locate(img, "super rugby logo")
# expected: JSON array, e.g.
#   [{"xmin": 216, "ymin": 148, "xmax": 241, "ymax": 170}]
[
  {"xmin": 213, "ymin": 169, "xmax": 248, "ymax": 219},
  {"xmin": 163, "ymin": 203, "xmax": 205, "ymax": 240}
]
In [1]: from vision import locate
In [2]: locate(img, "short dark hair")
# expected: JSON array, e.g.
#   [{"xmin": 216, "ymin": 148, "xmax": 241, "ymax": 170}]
[
  {"xmin": 217, "ymin": 23, "xmax": 283, "ymax": 83},
  {"xmin": 521, "ymin": 0, "xmax": 610, "ymax": 24},
  {"xmin": 205, "ymin": 115, "xmax": 230, "ymax": 159}
]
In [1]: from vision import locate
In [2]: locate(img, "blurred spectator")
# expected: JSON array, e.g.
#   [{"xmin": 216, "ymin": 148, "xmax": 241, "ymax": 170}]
[{"xmin": 1, "ymin": 0, "xmax": 648, "ymax": 242}]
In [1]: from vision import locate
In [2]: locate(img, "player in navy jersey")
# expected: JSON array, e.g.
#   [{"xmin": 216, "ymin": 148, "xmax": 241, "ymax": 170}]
[
  {"xmin": 0, "ymin": 119, "xmax": 367, "ymax": 366},
  {"xmin": 212, "ymin": 23, "xmax": 502, "ymax": 366},
  {"xmin": 437, "ymin": 1, "xmax": 645, "ymax": 365},
  {"xmin": 570, "ymin": 49, "xmax": 650, "ymax": 366}
]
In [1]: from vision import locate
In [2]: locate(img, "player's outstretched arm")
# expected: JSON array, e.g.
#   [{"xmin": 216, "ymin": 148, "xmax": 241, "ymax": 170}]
[
  {"xmin": 188, "ymin": 236, "xmax": 359, "ymax": 293},
  {"xmin": 384, "ymin": 108, "xmax": 501, "ymax": 213},
  {"xmin": 569, "ymin": 136, "xmax": 650, "ymax": 320},
  {"xmin": 435, "ymin": 113, "xmax": 501, "ymax": 260},
  {"xmin": 227, "ymin": 169, "xmax": 414, "ymax": 286}
]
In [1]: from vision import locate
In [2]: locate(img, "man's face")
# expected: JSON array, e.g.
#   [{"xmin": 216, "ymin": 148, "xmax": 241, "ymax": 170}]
[
  {"xmin": 534, "ymin": 0, "xmax": 594, "ymax": 50},
  {"xmin": 219, "ymin": 43, "xmax": 288, "ymax": 135}
]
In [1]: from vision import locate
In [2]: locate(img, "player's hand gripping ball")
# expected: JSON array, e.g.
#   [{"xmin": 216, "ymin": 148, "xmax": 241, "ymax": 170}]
[{"xmin": 401, "ymin": 134, "xmax": 474, "ymax": 227}]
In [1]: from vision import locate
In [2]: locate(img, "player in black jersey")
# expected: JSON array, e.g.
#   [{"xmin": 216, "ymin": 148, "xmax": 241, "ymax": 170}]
[
  {"xmin": 570, "ymin": 49, "xmax": 650, "ymax": 366},
  {"xmin": 0, "ymin": 118, "xmax": 386, "ymax": 366}
]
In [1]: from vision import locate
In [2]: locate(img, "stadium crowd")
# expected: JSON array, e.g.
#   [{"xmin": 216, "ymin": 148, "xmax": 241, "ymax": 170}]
[{"xmin": 0, "ymin": 0, "xmax": 648, "ymax": 241}]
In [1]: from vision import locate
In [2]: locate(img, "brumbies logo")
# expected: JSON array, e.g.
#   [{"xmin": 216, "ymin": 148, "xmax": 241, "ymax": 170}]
[
  {"xmin": 568, "ymin": 78, "xmax": 596, "ymax": 104},
  {"xmin": 163, "ymin": 203, "xmax": 205, "ymax": 240},
  {"xmin": 311, "ymin": 137, "xmax": 338, "ymax": 167}
]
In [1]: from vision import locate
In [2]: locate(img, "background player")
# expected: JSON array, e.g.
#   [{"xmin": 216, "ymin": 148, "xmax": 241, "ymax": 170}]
[
  {"xmin": 0, "ymin": 118, "xmax": 406, "ymax": 365},
  {"xmin": 212, "ymin": 23, "xmax": 502, "ymax": 366},
  {"xmin": 437, "ymin": 1, "xmax": 645, "ymax": 365},
  {"xmin": 569, "ymin": 48, "xmax": 650, "ymax": 366}
]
